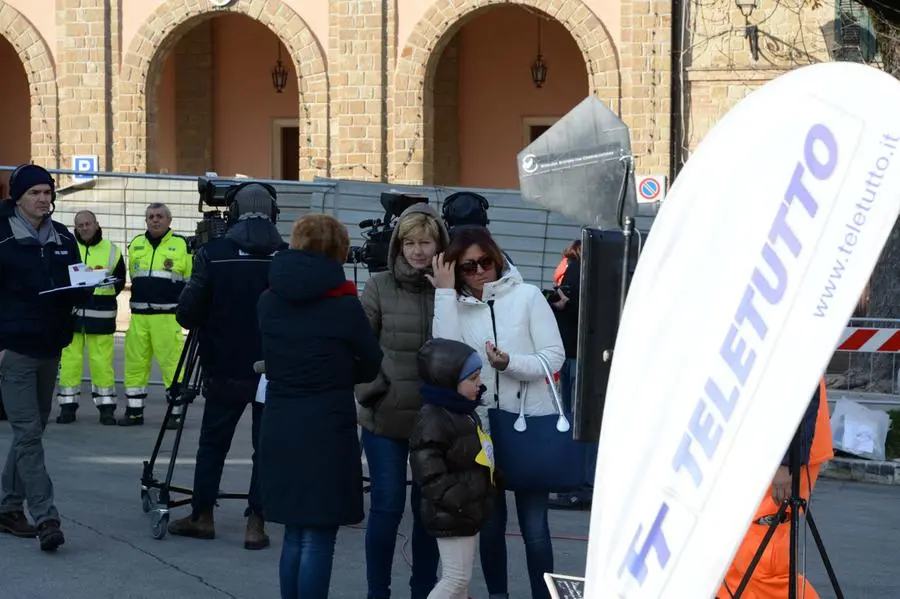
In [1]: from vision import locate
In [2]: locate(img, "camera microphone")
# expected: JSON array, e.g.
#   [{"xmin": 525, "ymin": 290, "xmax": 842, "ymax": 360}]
[{"xmin": 358, "ymin": 219, "xmax": 376, "ymax": 228}]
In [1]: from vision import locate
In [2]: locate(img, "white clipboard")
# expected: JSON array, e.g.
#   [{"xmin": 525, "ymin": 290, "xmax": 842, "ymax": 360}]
[{"xmin": 39, "ymin": 276, "xmax": 121, "ymax": 295}]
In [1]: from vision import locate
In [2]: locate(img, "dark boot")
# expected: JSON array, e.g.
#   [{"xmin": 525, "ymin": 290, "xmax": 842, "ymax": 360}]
[
  {"xmin": 55, "ymin": 403, "xmax": 78, "ymax": 424},
  {"xmin": 244, "ymin": 513, "xmax": 270, "ymax": 550},
  {"xmin": 98, "ymin": 405, "xmax": 117, "ymax": 426},
  {"xmin": 167, "ymin": 507, "xmax": 215, "ymax": 540},
  {"xmin": 37, "ymin": 519, "xmax": 64, "ymax": 551},
  {"xmin": 166, "ymin": 414, "xmax": 182, "ymax": 431},
  {"xmin": 0, "ymin": 511, "xmax": 37, "ymax": 538},
  {"xmin": 117, "ymin": 407, "xmax": 144, "ymax": 427}
]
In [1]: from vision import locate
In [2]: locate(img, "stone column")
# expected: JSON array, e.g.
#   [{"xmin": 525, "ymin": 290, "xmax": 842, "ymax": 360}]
[
  {"xmin": 174, "ymin": 21, "xmax": 214, "ymax": 175},
  {"xmin": 620, "ymin": 0, "xmax": 672, "ymax": 177},
  {"xmin": 328, "ymin": 0, "xmax": 393, "ymax": 181},
  {"xmin": 56, "ymin": 0, "xmax": 118, "ymax": 175}
]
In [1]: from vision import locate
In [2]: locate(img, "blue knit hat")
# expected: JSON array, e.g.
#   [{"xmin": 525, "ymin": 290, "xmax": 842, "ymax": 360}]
[
  {"xmin": 10, "ymin": 164, "xmax": 54, "ymax": 203},
  {"xmin": 459, "ymin": 351, "xmax": 482, "ymax": 382}
]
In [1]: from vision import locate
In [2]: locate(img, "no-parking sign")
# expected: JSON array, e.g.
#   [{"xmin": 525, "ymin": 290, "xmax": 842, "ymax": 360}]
[{"xmin": 636, "ymin": 174, "xmax": 667, "ymax": 203}]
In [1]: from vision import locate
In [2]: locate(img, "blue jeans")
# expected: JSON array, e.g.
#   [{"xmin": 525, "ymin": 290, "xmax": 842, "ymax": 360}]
[
  {"xmin": 361, "ymin": 428, "xmax": 439, "ymax": 599},
  {"xmin": 279, "ymin": 525, "xmax": 338, "ymax": 599},
  {"xmin": 480, "ymin": 490, "xmax": 554, "ymax": 599},
  {"xmin": 559, "ymin": 358, "xmax": 596, "ymax": 501}
]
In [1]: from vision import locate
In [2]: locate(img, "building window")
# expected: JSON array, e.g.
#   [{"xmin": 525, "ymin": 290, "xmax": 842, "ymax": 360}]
[
  {"xmin": 834, "ymin": 0, "xmax": 878, "ymax": 63},
  {"xmin": 523, "ymin": 117, "xmax": 559, "ymax": 146}
]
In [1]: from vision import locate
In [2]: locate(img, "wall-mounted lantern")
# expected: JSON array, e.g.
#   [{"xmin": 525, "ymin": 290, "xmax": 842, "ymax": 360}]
[{"xmin": 736, "ymin": 0, "xmax": 760, "ymax": 62}]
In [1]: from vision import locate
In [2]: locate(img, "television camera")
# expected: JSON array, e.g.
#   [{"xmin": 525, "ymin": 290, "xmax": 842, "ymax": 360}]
[
  {"xmin": 347, "ymin": 189, "xmax": 491, "ymax": 275},
  {"xmin": 189, "ymin": 176, "xmax": 279, "ymax": 252}
]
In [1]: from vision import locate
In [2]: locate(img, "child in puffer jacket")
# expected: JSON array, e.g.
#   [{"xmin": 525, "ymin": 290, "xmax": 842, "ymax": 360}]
[{"xmin": 410, "ymin": 338, "xmax": 497, "ymax": 599}]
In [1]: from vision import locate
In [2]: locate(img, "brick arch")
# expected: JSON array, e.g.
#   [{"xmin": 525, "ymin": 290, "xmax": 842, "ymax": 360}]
[
  {"xmin": 0, "ymin": 2, "xmax": 59, "ymax": 168},
  {"xmin": 393, "ymin": 0, "xmax": 620, "ymax": 184},
  {"xmin": 116, "ymin": 0, "xmax": 328, "ymax": 178}
]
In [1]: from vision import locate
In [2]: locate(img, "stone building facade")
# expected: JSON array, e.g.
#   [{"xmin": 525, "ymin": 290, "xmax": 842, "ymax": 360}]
[{"xmin": 0, "ymin": 0, "xmax": 858, "ymax": 189}]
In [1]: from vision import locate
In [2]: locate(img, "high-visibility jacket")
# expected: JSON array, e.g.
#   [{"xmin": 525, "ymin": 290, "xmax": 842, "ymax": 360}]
[
  {"xmin": 73, "ymin": 238, "xmax": 125, "ymax": 335},
  {"xmin": 128, "ymin": 229, "xmax": 192, "ymax": 315},
  {"xmin": 809, "ymin": 378, "xmax": 834, "ymax": 465}
]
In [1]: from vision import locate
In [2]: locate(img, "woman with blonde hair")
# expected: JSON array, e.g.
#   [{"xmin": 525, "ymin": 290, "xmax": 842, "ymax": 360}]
[
  {"xmin": 258, "ymin": 214, "xmax": 383, "ymax": 599},
  {"xmin": 356, "ymin": 203, "xmax": 450, "ymax": 599}
]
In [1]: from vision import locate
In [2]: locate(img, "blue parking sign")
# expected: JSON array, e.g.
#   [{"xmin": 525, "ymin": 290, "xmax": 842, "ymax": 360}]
[{"xmin": 72, "ymin": 155, "xmax": 98, "ymax": 182}]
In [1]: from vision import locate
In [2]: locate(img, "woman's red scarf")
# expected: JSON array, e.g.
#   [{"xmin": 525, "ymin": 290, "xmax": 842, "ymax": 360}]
[{"xmin": 323, "ymin": 280, "xmax": 358, "ymax": 297}]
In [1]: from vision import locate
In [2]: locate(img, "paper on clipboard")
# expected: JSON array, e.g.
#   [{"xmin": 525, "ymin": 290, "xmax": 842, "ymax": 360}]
[{"xmin": 39, "ymin": 263, "xmax": 119, "ymax": 295}]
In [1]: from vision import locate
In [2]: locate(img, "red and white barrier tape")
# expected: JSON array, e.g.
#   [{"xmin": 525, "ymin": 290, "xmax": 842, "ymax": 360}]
[{"xmin": 837, "ymin": 327, "xmax": 900, "ymax": 353}]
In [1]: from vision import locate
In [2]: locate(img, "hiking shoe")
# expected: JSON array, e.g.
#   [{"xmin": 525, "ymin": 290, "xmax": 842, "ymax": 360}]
[
  {"xmin": 55, "ymin": 404, "xmax": 78, "ymax": 424},
  {"xmin": 0, "ymin": 511, "xmax": 37, "ymax": 538},
  {"xmin": 244, "ymin": 512, "xmax": 270, "ymax": 550},
  {"xmin": 37, "ymin": 519, "xmax": 64, "ymax": 551},
  {"xmin": 168, "ymin": 508, "xmax": 215, "ymax": 540}
]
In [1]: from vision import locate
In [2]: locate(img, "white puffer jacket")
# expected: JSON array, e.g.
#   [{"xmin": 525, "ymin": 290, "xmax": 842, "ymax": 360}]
[{"xmin": 432, "ymin": 262, "xmax": 566, "ymax": 432}]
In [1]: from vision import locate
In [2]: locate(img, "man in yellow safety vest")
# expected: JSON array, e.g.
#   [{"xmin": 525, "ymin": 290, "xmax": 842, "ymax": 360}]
[
  {"xmin": 55, "ymin": 210, "xmax": 126, "ymax": 425},
  {"xmin": 119, "ymin": 202, "xmax": 191, "ymax": 428}
]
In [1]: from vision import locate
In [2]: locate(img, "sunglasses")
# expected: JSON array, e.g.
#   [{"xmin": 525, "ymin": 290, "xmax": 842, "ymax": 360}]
[{"xmin": 459, "ymin": 256, "xmax": 494, "ymax": 274}]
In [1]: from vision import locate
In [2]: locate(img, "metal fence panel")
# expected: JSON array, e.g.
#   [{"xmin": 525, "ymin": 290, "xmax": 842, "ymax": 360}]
[{"xmin": 313, "ymin": 177, "xmax": 660, "ymax": 290}]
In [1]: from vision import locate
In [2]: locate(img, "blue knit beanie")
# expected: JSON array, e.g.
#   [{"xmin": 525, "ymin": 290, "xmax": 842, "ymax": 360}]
[{"xmin": 459, "ymin": 351, "xmax": 483, "ymax": 382}]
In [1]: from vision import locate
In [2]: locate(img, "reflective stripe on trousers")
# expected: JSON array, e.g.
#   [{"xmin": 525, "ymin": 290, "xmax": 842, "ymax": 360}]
[
  {"xmin": 92, "ymin": 385, "xmax": 116, "ymax": 407},
  {"xmin": 57, "ymin": 385, "xmax": 80, "ymax": 405}
]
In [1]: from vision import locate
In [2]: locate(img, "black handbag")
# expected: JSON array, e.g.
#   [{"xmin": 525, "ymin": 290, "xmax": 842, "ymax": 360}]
[{"xmin": 488, "ymin": 354, "xmax": 589, "ymax": 493}]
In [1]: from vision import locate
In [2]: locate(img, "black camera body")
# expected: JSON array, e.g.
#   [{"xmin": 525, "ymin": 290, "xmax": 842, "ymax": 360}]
[
  {"xmin": 348, "ymin": 190, "xmax": 492, "ymax": 275},
  {"xmin": 190, "ymin": 176, "xmax": 279, "ymax": 252},
  {"xmin": 544, "ymin": 284, "xmax": 572, "ymax": 304},
  {"xmin": 347, "ymin": 192, "xmax": 428, "ymax": 274}
]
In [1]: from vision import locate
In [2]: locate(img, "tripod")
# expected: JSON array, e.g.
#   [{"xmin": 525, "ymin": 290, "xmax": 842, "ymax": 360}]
[
  {"xmin": 139, "ymin": 328, "xmax": 250, "ymax": 540},
  {"xmin": 730, "ymin": 420, "xmax": 844, "ymax": 599}
]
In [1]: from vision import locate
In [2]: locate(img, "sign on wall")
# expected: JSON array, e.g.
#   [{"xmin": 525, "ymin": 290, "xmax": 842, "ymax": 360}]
[
  {"xmin": 635, "ymin": 175, "xmax": 667, "ymax": 203},
  {"xmin": 72, "ymin": 155, "xmax": 98, "ymax": 183}
]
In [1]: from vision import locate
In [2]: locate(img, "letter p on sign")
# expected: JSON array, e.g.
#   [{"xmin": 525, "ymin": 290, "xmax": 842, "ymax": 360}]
[{"xmin": 72, "ymin": 155, "xmax": 98, "ymax": 182}]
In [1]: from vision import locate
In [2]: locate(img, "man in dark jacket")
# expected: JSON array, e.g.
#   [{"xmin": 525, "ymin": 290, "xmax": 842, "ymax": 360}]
[
  {"xmin": 0, "ymin": 164, "xmax": 91, "ymax": 551},
  {"xmin": 168, "ymin": 183, "xmax": 285, "ymax": 551}
]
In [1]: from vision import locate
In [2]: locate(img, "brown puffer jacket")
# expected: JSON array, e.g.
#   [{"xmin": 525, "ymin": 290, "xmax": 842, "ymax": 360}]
[
  {"xmin": 356, "ymin": 203, "xmax": 451, "ymax": 439},
  {"xmin": 410, "ymin": 338, "xmax": 496, "ymax": 538}
]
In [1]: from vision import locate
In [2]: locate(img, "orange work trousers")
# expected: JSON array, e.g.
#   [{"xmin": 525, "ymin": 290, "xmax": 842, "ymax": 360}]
[{"xmin": 717, "ymin": 464, "xmax": 822, "ymax": 599}]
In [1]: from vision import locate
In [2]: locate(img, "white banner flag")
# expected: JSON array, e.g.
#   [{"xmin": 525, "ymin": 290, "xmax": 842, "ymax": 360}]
[{"xmin": 584, "ymin": 61, "xmax": 900, "ymax": 598}]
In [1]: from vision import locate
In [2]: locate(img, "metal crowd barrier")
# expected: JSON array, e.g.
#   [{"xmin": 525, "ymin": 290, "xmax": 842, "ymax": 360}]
[{"xmin": 828, "ymin": 317, "xmax": 900, "ymax": 411}]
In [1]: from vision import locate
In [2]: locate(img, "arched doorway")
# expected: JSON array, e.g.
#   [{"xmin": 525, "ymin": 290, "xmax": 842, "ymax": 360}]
[
  {"xmin": 431, "ymin": 5, "xmax": 589, "ymax": 188},
  {"xmin": 150, "ymin": 14, "xmax": 300, "ymax": 178},
  {"xmin": 117, "ymin": 0, "xmax": 328, "ymax": 179},
  {"xmin": 393, "ymin": 0, "xmax": 619, "ymax": 186},
  {"xmin": 0, "ymin": 35, "xmax": 29, "ymax": 195}
]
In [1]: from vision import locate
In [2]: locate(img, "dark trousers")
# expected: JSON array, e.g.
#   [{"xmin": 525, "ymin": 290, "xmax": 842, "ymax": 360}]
[
  {"xmin": 559, "ymin": 358, "xmax": 596, "ymax": 501},
  {"xmin": 0, "ymin": 351, "xmax": 60, "ymax": 526},
  {"xmin": 191, "ymin": 381, "xmax": 263, "ymax": 516},
  {"xmin": 279, "ymin": 524, "xmax": 339, "ymax": 599},
  {"xmin": 361, "ymin": 428, "xmax": 439, "ymax": 599},
  {"xmin": 480, "ymin": 490, "xmax": 554, "ymax": 599}
]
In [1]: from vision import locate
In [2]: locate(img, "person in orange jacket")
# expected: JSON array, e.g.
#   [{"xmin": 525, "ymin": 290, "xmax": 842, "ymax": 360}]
[{"xmin": 717, "ymin": 378, "xmax": 833, "ymax": 599}]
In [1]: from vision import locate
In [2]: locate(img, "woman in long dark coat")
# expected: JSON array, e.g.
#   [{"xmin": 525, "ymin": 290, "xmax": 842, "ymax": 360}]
[{"xmin": 257, "ymin": 213, "xmax": 383, "ymax": 599}]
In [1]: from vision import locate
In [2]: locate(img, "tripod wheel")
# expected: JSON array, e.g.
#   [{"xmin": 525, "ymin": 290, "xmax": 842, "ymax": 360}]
[{"xmin": 151, "ymin": 511, "xmax": 169, "ymax": 540}]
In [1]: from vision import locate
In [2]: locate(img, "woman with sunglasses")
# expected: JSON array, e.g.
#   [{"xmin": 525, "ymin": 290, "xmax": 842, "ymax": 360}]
[{"xmin": 426, "ymin": 226, "xmax": 565, "ymax": 599}]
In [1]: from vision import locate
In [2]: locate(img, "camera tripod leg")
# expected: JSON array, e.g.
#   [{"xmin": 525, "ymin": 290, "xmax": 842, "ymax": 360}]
[
  {"xmin": 729, "ymin": 499, "xmax": 789, "ymax": 599},
  {"xmin": 805, "ymin": 507, "xmax": 844, "ymax": 598}
]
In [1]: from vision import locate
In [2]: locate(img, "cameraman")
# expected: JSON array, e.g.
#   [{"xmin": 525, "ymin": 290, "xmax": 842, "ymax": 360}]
[{"xmin": 168, "ymin": 184, "xmax": 286, "ymax": 550}]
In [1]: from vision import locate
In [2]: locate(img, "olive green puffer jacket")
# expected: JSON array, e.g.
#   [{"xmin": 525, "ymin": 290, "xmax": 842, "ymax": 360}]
[{"xmin": 355, "ymin": 203, "xmax": 450, "ymax": 439}]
